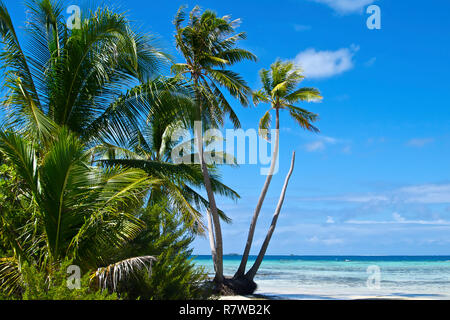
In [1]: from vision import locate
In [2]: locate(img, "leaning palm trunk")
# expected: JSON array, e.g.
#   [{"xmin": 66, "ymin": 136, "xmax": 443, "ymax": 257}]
[
  {"xmin": 235, "ymin": 109, "xmax": 280, "ymax": 278},
  {"xmin": 195, "ymin": 125, "xmax": 224, "ymax": 283},
  {"xmin": 245, "ymin": 152, "xmax": 295, "ymax": 280}
]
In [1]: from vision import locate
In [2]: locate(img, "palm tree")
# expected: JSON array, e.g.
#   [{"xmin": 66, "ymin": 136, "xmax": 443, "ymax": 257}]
[
  {"xmin": 97, "ymin": 109, "xmax": 240, "ymax": 234},
  {"xmin": 0, "ymin": 0, "xmax": 170, "ymax": 146},
  {"xmin": 0, "ymin": 127, "xmax": 155, "ymax": 295},
  {"xmin": 0, "ymin": 0, "xmax": 204, "ymax": 296},
  {"xmin": 172, "ymin": 5, "xmax": 256, "ymax": 283},
  {"xmin": 234, "ymin": 60, "xmax": 321, "ymax": 286},
  {"xmin": 0, "ymin": 0, "xmax": 239, "ymax": 236}
]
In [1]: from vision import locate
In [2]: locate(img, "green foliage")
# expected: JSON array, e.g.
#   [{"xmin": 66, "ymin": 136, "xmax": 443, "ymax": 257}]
[
  {"xmin": 142, "ymin": 247, "xmax": 209, "ymax": 300},
  {"xmin": 20, "ymin": 259, "xmax": 117, "ymax": 300},
  {"xmin": 0, "ymin": 0, "xmax": 169, "ymax": 145},
  {"xmin": 0, "ymin": 159, "xmax": 31, "ymax": 258},
  {"xmin": 0, "ymin": 292, "xmax": 11, "ymax": 300},
  {"xmin": 111, "ymin": 202, "xmax": 209, "ymax": 299},
  {"xmin": 253, "ymin": 60, "xmax": 322, "ymax": 137},
  {"xmin": 99, "ymin": 110, "xmax": 238, "ymax": 234},
  {"xmin": 0, "ymin": 1, "xmax": 252, "ymax": 300},
  {"xmin": 0, "ymin": 127, "xmax": 152, "ymax": 261},
  {"xmin": 0, "ymin": 128, "xmax": 155, "ymax": 296},
  {"xmin": 173, "ymin": 5, "xmax": 256, "ymax": 128}
]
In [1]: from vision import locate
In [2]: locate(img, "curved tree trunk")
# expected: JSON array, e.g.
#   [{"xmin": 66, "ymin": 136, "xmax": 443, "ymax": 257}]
[
  {"xmin": 195, "ymin": 124, "xmax": 224, "ymax": 283},
  {"xmin": 234, "ymin": 108, "xmax": 280, "ymax": 278},
  {"xmin": 246, "ymin": 151, "xmax": 295, "ymax": 280},
  {"xmin": 192, "ymin": 77, "xmax": 224, "ymax": 284}
]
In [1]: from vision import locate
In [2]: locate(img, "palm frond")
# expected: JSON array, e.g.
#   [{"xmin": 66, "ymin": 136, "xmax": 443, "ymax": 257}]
[
  {"xmin": 0, "ymin": 129, "xmax": 39, "ymax": 194},
  {"xmin": 207, "ymin": 69, "xmax": 251, "ymax": 106},
  {"xmin": 252, "ymin": 89, "xmax": 270, "ymax": 106},
  {"xmin": 285, "ymin": 87, "xmax": 322, "ymax": 103},
  {"xmin": 94, "ymin": 256, "xmax": 157, "ymax": 292},
  {"xmin": 0, "ymin": 257, "xmax": 22, "ymax": 296},
  {"xmin": 217, "ymin": 48, "xmax": 257, "ymax": 65},
  {"xmin": 288, "ymin": 105, "xmax": 320, "ymax": 133},
  {"xmin": 258, "ymin": 110, "xmax": 272, "ymax": 140}
]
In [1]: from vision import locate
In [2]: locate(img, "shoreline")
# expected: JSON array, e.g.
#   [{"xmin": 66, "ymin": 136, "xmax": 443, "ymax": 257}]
[
  {"xmin": 197, "ymin": 256, "xmax": 450, "ymax": 301},
  {"xmin": 218, "ymin": 294, "xmax": 446, "ymax": 300}
]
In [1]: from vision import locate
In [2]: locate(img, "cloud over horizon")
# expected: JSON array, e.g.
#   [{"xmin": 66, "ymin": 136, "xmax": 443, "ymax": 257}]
[
  {"xmin": 347, "ymin": 212, "xmax": 450, "ymax": 226},
  {"xmin": 298, "ymin": 183, "xmax": 450, "ymax": 205}
]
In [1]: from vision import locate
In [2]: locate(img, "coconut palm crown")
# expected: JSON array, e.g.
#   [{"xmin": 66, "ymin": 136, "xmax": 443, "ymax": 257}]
[{"xmin": 253, "ymin": 60, "xmax": 321, "ymax": 138}]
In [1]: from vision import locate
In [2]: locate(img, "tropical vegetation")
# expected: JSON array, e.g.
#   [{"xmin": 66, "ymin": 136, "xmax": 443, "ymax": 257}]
[{"xmin": 0, "ymin": 0, "xmax": 321, "ymax": 299}]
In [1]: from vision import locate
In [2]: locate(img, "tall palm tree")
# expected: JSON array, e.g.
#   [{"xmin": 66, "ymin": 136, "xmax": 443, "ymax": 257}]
[
  {"xmin": 0, "ymin": 127, "xmax": 155, "ymax": 295},
  {"xmin": 0, "ymin": 0, "xmax": 170, "ymax": 146},
  {"xmin": 234, "ymin": 60, "xmax": 321, "ymax": 281},
  {"xmin": 172, "ymin": 5, "xmax": 256, "ymax": 283}
]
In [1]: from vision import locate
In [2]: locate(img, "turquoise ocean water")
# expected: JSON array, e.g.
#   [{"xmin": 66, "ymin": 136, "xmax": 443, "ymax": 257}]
[{"xmin": 193, "ymin": 255, "xmax": 450, "ymax": 299}]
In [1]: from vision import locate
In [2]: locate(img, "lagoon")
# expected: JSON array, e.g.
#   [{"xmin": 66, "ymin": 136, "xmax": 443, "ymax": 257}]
[{"xmin": 194, "ymin": 255, "xmax": 450, "ymax": 299}]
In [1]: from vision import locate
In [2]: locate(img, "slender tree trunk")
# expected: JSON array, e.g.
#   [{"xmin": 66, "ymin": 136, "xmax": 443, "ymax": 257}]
[
  {"xmin": 193, "ymin": 91, "xmax": 224, "ymax": 283},
  {"xmin": 196, "ymin": 133, "xmax": 224, "ymax": 282},
  {"xmin": 234, "ymin": 108, "xmax": 280, "ymax": 278},
  {"xmin": 246, "ymin": 151, "xmax": 295, "ymax": 280}
]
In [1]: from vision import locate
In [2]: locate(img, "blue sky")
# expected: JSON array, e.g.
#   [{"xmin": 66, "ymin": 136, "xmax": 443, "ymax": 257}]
[{"xmin": 3, "ymin": 0, "xmax": 450, "ymax": 255}]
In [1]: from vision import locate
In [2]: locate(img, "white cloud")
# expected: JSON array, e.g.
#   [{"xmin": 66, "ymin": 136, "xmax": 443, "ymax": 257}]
[
  {"xmin": 304, "ymin": 135, "xmax": 351, "ymax": 153},
  {"xmin": 301, "ymin": 194, "xmax": 389, "ymax": 202},
  {"xmin": 326, "ymin": 216, "xmax": 335, "ymax": 223},
  {"xmin": 407, "ymin": 138, "xmax": 434, "ymax": 147},
  {"xmin": 294, "ymin": 45, "xmax": 359, "ymax": 79},
  {"xmin": 323, "ymin": 136, "xmax": 338, "ymax": 143},
  {"xmin": 300, "ymin": 184, "xmax": 450, "ymax": 205},
  {"xmin": 397, "ymin": 184, "xmax": 450, "ymax": 204},
  {"xmin": 312, "ymin": 0, "xmax": 376, "ymax": 14},
  {"xmin": 346, "ymin": 218, "xmax": 450, "ymax": 225},
  {"xmin": 305, "ymin": 140, "xmax": 325, "ymax": 152}
]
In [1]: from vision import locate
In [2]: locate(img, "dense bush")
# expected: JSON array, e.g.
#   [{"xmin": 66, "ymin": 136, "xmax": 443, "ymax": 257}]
[
  {"xmin": 0, "ymin": 161, "xmax": 31, "ymax": 258},
  {"xmin": 0, "ymin": 157, "xmax": 209, "ymax": 300},
  {"xmin": 20, "ymin": 260, "xmax": 117, "ymax": 300},
  {"xmin": 0, "ymin": 203, "xmax": 210, "ymax": 300},
  {"xmin": 110, "ymin": 203, "xmax": 209, "ymax": 300}
]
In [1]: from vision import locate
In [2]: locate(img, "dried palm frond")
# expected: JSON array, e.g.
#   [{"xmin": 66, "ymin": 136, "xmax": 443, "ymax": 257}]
[{"xmin": 94, "ymin": 256, "xmax": 157, "ymax": 292}]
